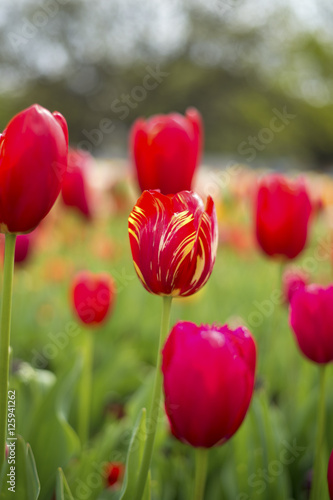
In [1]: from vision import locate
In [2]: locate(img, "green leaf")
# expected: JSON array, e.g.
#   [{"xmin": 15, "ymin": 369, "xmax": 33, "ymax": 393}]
[
  {"xmin": 56, "ymin": 468, "xmax": 75, "ymax": 500},
  {"xmin": 0, "ymin": 435, "xmax": 40, "ymax": 500},
  {"xmin": 27, "ymin": 361, "xmax": 81, "ymax": 500},
  {"xmin": 119, "ymin": 408, "xmax": 150, "ymax": 500}
]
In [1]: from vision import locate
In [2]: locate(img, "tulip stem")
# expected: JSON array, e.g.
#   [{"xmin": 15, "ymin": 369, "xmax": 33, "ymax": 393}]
[
  {"xmin": 193, "ymin": 448, "xmax": 209, "ymax": 500},
  {"xmin": 78, "ymin": 329, "xmax": 93, "ymax": 446},
  {"xmin": 310, "ymin": 365, "xmax": 327, "ymax": 500},
  {"xmin": 0, "ymin": 234, "xmax": 16, "ymax": 474},
  {"xmin": 134, "ymin": 296, "xmax": 172, "ymax": 500}
]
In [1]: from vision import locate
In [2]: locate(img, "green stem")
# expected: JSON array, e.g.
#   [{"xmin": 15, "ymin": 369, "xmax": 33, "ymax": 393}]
[
  {"xmin": 193, "ymin": 448, "xmax": 209, "ymax": 500},
  {"xmin": 310, "ymin": 365, "xmax": 327, "ymax": 500},
  {"xmin": 78, "ymin": 329, "xmax": 93, "ymax": 446},
  {"xmin": 0, "ymin": 234, "xmax": 16, "ymax": 473},
  {"xmin": 134, "ymin": 296, "xmax": 172, "ymax": 500}
]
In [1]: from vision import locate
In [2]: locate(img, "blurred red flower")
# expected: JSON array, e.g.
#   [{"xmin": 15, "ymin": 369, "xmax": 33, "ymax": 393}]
[
  {"xmin": 0, "ymin": 104, "xmax": 68, "ymax": 233},
  {"xmin": 290, "ymin": 284, "xmax": 333, "ymax": 364},
  {"xmin": 255, "ymin": 175, "xmax": 312, "ymax": 259},
  {"xmin": 282, "ymin": 267, "xmax": 308, "ymax": 304},
  {"xmin": 71, "ymin": 271, "xmax": 116, "ymax": 326},
  {"xmin": 128, "ymin": 190, "xmax": 218, "ymax": 297},
  {"xmin": 130, "ymin": 108, "xmax": 202, "ymax": 195},
  {"xmin": 61, "ymin": 148, "xmax": 93, "ymax": 219},
  {"xmin": 105, "ymin": 462, "xmax": 124, "ymax": 488},
  {"xmin": 162, "ymin": 321, "xmax": 256, "ymax": 447}
]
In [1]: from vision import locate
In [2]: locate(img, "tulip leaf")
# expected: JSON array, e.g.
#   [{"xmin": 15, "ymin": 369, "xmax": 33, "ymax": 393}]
[
  {"xmin": 0, "ymin": 435, "xmax": 40, "ymax": 500},
  {"xmin": 26, "ymin": 360, "xmax": 81, "ymax": 500},
  {"xmin": 56, "ymin": 468, "xmax": 75, "ymax": 500},
  {"xmin": 118, "ymin": 408, "xmax": 150, "ymax": 500}
]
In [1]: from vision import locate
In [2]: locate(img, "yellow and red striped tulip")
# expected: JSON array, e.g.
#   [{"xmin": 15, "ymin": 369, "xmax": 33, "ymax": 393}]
[{"xmin": 128, "ymin": 190, "xmax": 218, "ymax": 297}]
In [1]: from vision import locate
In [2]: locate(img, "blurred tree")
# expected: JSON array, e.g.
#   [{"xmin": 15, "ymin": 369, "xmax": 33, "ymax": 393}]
[{"xmin": 0, "ymin": 0, "xmax": 332, "ymax": 167}]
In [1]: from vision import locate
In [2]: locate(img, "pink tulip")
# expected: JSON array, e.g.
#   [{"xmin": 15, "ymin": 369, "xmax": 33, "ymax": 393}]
[
  {"xmin": 162, "ymin": 321, "xmax": 256, "ymax": 447},
  {"xmin": 290, "ymin": 284, "xmax": 333, "ymax": 364},
  {"xmin": 282, "ymin": 268, "xmax": 308, "ymax": 304}
]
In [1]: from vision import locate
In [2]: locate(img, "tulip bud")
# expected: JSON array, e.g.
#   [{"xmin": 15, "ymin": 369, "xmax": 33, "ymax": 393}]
[
  {"xmin": 255, "ymin": 175, "xmax": 312, "ymax": 259},
  {"xmin": 282, "ymin": 267, "xmax": 308, "ymax": 304},
  {"xmin": 71, "ymin": 271, "xmax": 116, "ymax": 326},
  {"xmin": 328, "ymin": 450, "xmax": 333, "ymax": 500},
  {"xmin": 290, "ymin": 284, "xmax": 333, "ymax": 364},
  {"xmin": 162, "ymin": 321, "xmax": 256, "ymax": 447},
  {"xmin": 130, "ymin": 108, "xmax": 203, "ymax": 195},
  {"xmin": 61, "ymin": 148, "xmax": 93, "ymax": 219},
  {"xmin": 128, "ymin": 190, "xmax": 218, "ymax": 297},
  {"xmin": 0, "ymin": 104, "xmax": 68, "ymax": 234}
]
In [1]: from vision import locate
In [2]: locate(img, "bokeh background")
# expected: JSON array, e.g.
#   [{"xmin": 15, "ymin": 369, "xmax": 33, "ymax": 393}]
[{"xmin": 1, "ymin": 0, "xmax": 333, "ymax": 168}]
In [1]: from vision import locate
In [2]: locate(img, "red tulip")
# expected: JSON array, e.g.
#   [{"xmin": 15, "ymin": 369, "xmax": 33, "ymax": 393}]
[
  {"xmin": 0, "ymin": 104, "xmax": 68, "ymax": 234},
  {"xmin": 328, "ymin": 450, "xmax": 333, "ymax": 500},
  {"xmin": 61, "ymin": 148, "xmax": 92, "ymax": 219},
  {"xmin": 105, "ymin": 462, "xmax": 124, "ymax": 488},
  {"xmin": 14, "ymin": 234, "xmax": 32, "ymax": 264},
  {"xmin": 130, "ymin": 108, "xmax": 202, "ymax": 195},
  {"xmin": 282, "ymin": 267, "xmax": 308, "ymax": 304},
  {"xmin": 290, "ymin": 284, "xmax": 333, "ymax": 364},
  {"xmin": 128, "ymin": 190, "xmax": 218, "ymax": 297},
  {"xmin": 255, "ymin": 175, "xmax": 312, "ymax": 259},
  {"xmin": 162, "ymin": 321, "xmax": 256, "ymax": 448},
  {"xmin": 71, "ymin": 271, "xmax": 116, "ymax": 326}
]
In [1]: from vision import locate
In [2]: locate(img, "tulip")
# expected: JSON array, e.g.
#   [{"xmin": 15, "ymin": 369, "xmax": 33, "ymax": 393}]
[
  {"xmin": 0, "ymin": 104, "xmax": 68, "ymax": 472},
  {"xmin": 289, "ymin": 284, "xmax": 333, "ymax": 364},
  {"xmin": 61, "ymin": 148, "xmax": 92, "ymax": 219},
  {"xmin": 71, "ymin": 271, "xmax": 116, "ymax": 326},
  {"xmin": 128, "ymin": 190, "xmax": 218, "ymax": 297},
  {"xmin": 71, "ymin": 271, "xmax": 116, "ymax": 444},
  {"xmin": 282, "ymin": 267, "xmax": 308, "ymax": 304},
  {"xmin": 130, "ymin": 108, "xmax": 202, "ymax": 195},
  {"xmin": 255, "ymin": 175, "xmax": 312, "ymax": 259},
  {"xmin": 0, "ymin": 104, "xmax": 68, "ymax": 234},
  {"xmin": 290, "ymin": 284, "xmax": 332, "ymax": 500},
  {"xmin": 14, "ymin": 234, "xmax": 32, "ymax": 264},
  {"xmin": 105, "ymin": 462, "xmax": 124, "ymax": 488},
  {"xmin": 162, "ymin": 321, "xmax": 256, "ymax": 448},
  {"xmin": 328, "ymin": 450, "xmax": 333, "ymax": 500}
]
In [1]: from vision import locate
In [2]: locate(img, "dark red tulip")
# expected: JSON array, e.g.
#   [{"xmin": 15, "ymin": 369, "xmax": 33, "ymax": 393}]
[
  {"xmin": 282, "ymin": 267, "xmax": 308, "ymax": 304},
  {"xmin": 130, "ymin": 108, "xmax": 202, "ymax": 195},
  {"xmin": 128, "ymin": 190, "xmax": 218, "ymax": 297},
  {"xmin": 290, "ymin": 284, "xmax": 333, "ymax": 364},
  {"xmin": 105, "ymin": 462, "xmax": 124, "ymax": 488},
  {"xmin": 255, "ymin": 175, "xmax": 312, "ymax": 259},
  {"xmin": 71, "ymin": 271, "xmax": 116, "ymax": 326},
  {"xmin": 14, "ymin": 234, "xmax": 32, "ymax": 264},
  {"xmin": 61, "ymin": 148, "xmax": 93, "ymax": 219},
  {"xmin": 0, "ymin": 104, "xmax": 68, "ymax": 234},
  {"xmin": 162, "ymin": 321, "xmax": 256, "ymax": 448},
  {"xmin": 328, "ymin": 450, "xmax": 333, "ymax": 500}
]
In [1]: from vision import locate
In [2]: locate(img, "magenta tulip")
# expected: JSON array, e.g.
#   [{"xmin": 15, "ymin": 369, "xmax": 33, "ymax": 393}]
[
  {"xmin": 162, "ymin": 321, "xmax": 256, "ymax": 448},
  {"xmin": 282, "ymin": 267, "xmax": 308, "ymax": 304},
  {"xmin": 255, "ymin": 175, "xmax": 312, "ymax": 259},
  {"xmin": 0, "ymin": 104, "xmax": 68, "ymax": 234},
  {"xmin": 290, "ymin": 284, "xmax": 333, "ymax": 364},
  {"xmin": 130, "ymin": 108, "xmax": 202, "ymax": 195}
]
